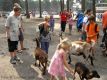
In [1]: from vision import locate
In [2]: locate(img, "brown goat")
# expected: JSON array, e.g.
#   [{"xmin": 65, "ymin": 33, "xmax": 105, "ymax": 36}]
[{"xmin": 34, "ymin": 38, "xmax": 48, "ymax": 75}]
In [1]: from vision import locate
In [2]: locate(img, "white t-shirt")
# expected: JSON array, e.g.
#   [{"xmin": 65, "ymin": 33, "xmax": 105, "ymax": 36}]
[
  {"xmin": 83, "ymin": 15, "xmax": 88, "ymax": 25},
  {"xmin": 9, "ymin": 11, "xmax": 22, "ymax": 28},
  {"xmin": 5, "ymin": 15, "xmax": 20, "ymax": 41}
]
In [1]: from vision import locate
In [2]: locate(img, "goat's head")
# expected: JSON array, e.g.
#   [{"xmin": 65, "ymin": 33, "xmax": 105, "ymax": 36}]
[
  {"xmin": 87, "ymin": 70, "xmax": 100, "ymax": 79},
  {"xmin": 35, "ymin": 37, "xmax": 40, "ymax": 48}
]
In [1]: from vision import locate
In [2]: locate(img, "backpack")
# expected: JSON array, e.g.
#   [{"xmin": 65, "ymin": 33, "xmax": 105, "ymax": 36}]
[
  {"xmin": 87, "ymin": 23, "xmax": 98, "ymax": 33},
  {"xmin": 87, "ymin": 23, "xmax": 99, "ymax": 39}
]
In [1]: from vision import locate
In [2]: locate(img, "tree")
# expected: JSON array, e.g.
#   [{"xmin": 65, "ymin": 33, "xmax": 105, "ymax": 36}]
[
  {"xmin": 93, "ymin": 0, "xmax": 96, "ymax": 21},
  {"xmin": 81, "ymin": 0, "xmax": 85, "ymax": 12},
  {"xmin": 42, "ymin": 0, "xmax": 51, "ymax": 11},
  {"xmin": 39, "ymin": 0, "xmax": 42, "ymax": 18},
  {"xmin": 51, "ymin": 0, "xmax": 60, "ymax": 13},
  {"xmin": 25, "ymin": 0, "xmax": 30, "ymax": 18},
  {"xmin": 12, "ymin": 0, "xmax": 20, "ymax": 7},
  {"xmin": 66, "ymin": 0, "xmax": 69, "ymax": 11},
  {"xmin": 2, "ymin": 0, "xmax": 13, "ymax": 11}
]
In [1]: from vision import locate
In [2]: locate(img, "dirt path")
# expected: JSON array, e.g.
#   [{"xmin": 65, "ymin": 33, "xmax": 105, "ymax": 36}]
[{"xmin": 0, "ymin": 18, "xmax": 107, "ymax": 80}]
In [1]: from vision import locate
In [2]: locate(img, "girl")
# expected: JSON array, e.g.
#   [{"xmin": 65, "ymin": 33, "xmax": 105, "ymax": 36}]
[
  {"xmin": 40, "ymin": 16, "xmax": 51, "ymax": 54},
  {"xmin": 50, "ymin": 15, "xmax": 55, "ymax": 32},
  {"xmin": 67, "ymin": 15, "xmax": 74, "ymax": 35},
  {"xmin": 48, "ymin": 39, "xmax": 73, "ymax": 80}
]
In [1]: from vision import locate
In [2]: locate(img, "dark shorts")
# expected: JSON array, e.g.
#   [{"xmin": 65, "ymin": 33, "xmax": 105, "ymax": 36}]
[
  {"xmin": 7, "ymin": 39, "xmax": 18, "ymax": 52},
  {"xmin": 19, "ymin": 29, "xmax": 24, "ymax": 41}
]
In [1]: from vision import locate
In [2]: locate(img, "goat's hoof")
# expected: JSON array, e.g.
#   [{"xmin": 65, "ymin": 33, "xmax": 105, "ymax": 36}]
[
  {"xmin": 42, "ymin": 72, "xmax": 45, "ymax": 75},
  {"xmin": 34, "ymin": 63, "xmax": 37, "ymax": 66}
]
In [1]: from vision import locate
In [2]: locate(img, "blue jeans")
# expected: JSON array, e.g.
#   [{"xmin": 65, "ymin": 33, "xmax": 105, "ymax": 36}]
[{"xmin": 40, "ymin": 42, "xmax": 49, "ymax": 54}]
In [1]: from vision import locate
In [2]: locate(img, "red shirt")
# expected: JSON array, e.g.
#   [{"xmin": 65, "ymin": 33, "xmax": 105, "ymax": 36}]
[{"xmin": 60, "ymin": 13, "xmax": 67, "ymax": 21}]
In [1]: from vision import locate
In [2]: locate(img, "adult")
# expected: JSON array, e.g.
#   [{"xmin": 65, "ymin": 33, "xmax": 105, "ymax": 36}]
[
  {"xmin": 100, "ymin": 11, "xmax": 107, "ymax": 47},
  {"xmin": 60, "ymin": 10, "xmax": 67, "ymax": 34},
  {"xmin": 81, "ymin": 9, "xmax": 92, "ymax": 41},
  {"xmin": 76, "ymin": 11, "xmax": 84, "ymax": 32},
  {"xmin": 5, "ymin": 7, "xmax": 21, "ymax": 64}
]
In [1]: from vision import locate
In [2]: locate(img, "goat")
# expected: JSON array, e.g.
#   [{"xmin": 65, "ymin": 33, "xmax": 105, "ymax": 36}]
[
  {"xmin": 71, "ymin": 41, "xmax": 95, "ymax": 66},
  {"xmin": 34, "ymin": 38, "xmax": 48, "ymax": 75},
  {"xmin": 73, "ymin": 62, "xmax": 100, "ymax": 80}
]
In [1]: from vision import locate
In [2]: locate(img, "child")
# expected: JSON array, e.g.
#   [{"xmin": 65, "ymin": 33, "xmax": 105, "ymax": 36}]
[
  {"xmin": 48, "ymin": 39, "xmax": 73, "ymax": 80},
  {"xmin": 67, "ymin": 15, "xmax": 73, "ymax": 35},
  {"xmin": 49, "ymin": 15, "xmax": 55, "ymax": 33},
  {"xmin": 86, "ymin": 15, "xmax": 99, "ymax": 58}
]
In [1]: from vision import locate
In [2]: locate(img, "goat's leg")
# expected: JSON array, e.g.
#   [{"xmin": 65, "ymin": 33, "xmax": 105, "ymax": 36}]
[
  {"xmin": 73, "ymin": 68, "xmax": 76, "ymax": 80},
  {"xmin": 89, "ymin": 55, "xmax": 94, "ymax": 66},
  {"xmin": 39, "ymin": 61, "xmax": 41, "ymax": 67},
  {"xmin": 68, "ymin": 54, "xmax": 72, "ymax": 64},
  {"xmin": 35, "ymin": 56, "xmax": 37, "ymax": 66},
  {"xmin": 81, "ymin": 76, "xmax": 84, "ymax": 80}
]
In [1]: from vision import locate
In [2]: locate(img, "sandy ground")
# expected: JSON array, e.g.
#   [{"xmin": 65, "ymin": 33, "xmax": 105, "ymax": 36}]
[{"xmin": 0, "ymin": 17, "xmax": 107, "ymax": 80}]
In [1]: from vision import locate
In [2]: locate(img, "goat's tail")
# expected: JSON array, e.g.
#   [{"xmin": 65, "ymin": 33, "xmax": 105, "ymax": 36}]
[{"xmin": 35, "ymin": 38, "xmax": 40, "ymax": 48}]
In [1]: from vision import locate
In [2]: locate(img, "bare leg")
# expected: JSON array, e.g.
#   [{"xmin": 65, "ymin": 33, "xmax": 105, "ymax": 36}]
[
  {"xmin": 20, "ymin": 41, "xmax": 24, "ymax": 50},
  {"xmin": 60, "ymin": 76, "xmax": 66, "ymax": 80},
  {"xmin": 50, "ymin": 75, "xmax": 55, "ymax": 80}
]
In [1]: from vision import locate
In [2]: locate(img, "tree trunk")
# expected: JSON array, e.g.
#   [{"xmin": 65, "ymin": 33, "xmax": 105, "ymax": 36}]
[
  {"xmin": 39, "ymin": 0, "xmax": 42, "ymax": 18},
  {"xmin": 81, "ymin": 0, "xmax": 85, "ymax": 12},
  {"xmin": 60, "ymin": 0, "xmax": 64, "ymax": 11},
  {"xmin": 93, "ymin": 0, "xmax": 96, "ymax": 21},
  {"xmin": 67, "ymin": 0, "xmax": 69, "ymax": 11},
  {"xmin": 25, "ymin": 0, "xmax": 30, "ymax": 18}
]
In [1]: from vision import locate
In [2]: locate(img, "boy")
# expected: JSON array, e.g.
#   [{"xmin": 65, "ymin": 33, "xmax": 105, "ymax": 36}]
[{"xmin": 86, "ymin": 15, "xmax": 99, "ymax": 58}]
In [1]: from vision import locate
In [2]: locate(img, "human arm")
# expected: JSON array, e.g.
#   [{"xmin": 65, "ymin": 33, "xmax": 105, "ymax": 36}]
[
  {"xmin": 5, "ymin": 16, "xmax": 11, "ymax": 39},
  {"xmin": 62, "ymin": 52, "xmax": 74, "ymax": 75}
]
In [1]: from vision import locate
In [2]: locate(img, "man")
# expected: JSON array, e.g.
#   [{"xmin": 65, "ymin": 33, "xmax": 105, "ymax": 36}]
[
  {"xmin": 81, "ymin": 9, "xmax": 92, "ymax": 41},
  {"xmin": 76, "ymin": 11, "xmax": 84, "ymax": 32},
  {"xmin": 100, "ymin": 11, "xmax": 107, "ymax": 47},
  {"xmin": 10, "ymin": 3, "xmax": 26, "ymax": 52},
  {"xmin": 60, "ymin": 10, "xmax": 67, "ymax": 34},
  {"xmin": 5, "ymin": 7, "xmax": 21, "ymax": 64}
]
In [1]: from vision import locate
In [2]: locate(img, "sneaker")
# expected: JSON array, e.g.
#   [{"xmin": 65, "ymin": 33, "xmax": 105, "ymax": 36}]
[
  {"xmin": 14, "ymin": 56, "xmax": 20, "ymax": 62},
  {"xmin": 10, "ymin": 57, "xmax": 16, "ymax": 64}
]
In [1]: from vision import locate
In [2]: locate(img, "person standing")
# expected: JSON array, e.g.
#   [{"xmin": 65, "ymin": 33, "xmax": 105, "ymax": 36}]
[
  {"xmin": 9, "ymin": 3, "xmax": 26, "ymax": 52},
  {"xmin": 86, "ymin": 15, "xmax": 99, "ymax": 58},
  {"xmin": 67, "ymin": 15, "xmax": 74, "ymax": 35},
  {"xmin": 48, "ymin": 39, "xmax": 73, "ymax": 80},
  {"xmin": 39, "ymin": 16, "xmax": 51, "ymax": 54},
  {"xmin": 76, "ymin": 11, "xmax": 84, "ymax": 32},
  {"xmin": 49, "ymin": 15, "xmax": 55, "ymax": 33},
  {"xmin": 81, "ymin": 9, "xmax": 92, "ymax": 41},
  {"xmin": 100, "ymin": 11, "xmax": 107, "ymax": 47},
  {"xmin": 60, "ymin": 10, "xmax": 67, "ymax": 34},
  {"xmin": 5, "ymin": 7, "xmax": 21, "ymax": 64}
]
